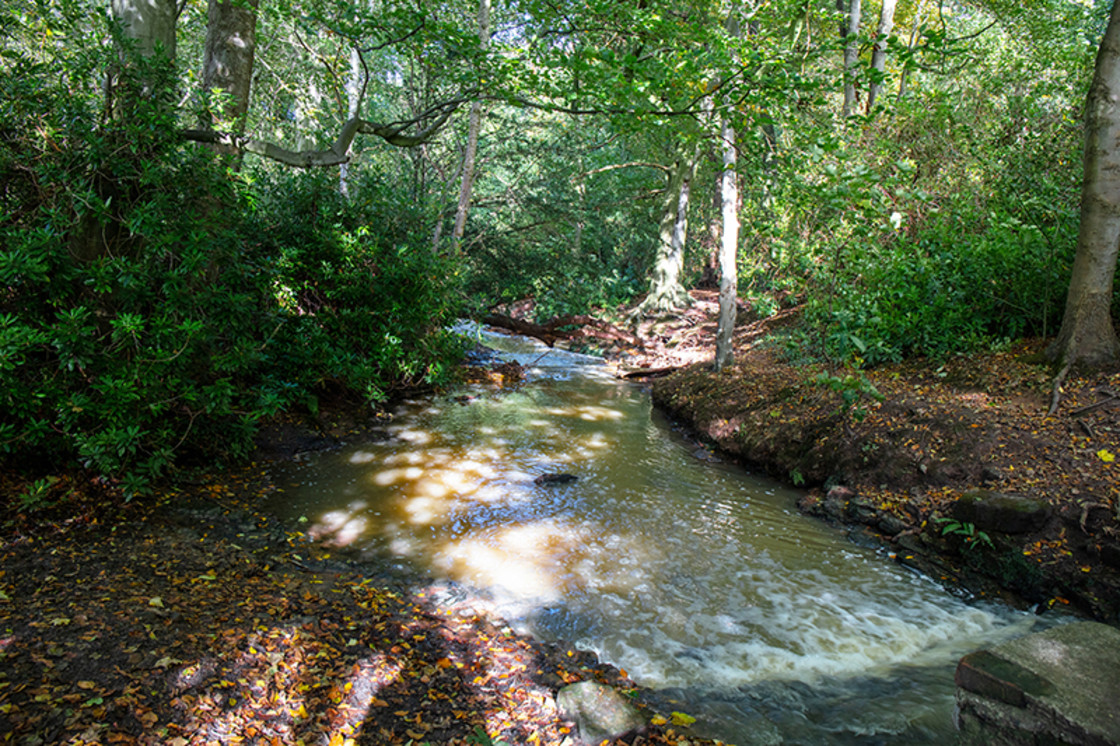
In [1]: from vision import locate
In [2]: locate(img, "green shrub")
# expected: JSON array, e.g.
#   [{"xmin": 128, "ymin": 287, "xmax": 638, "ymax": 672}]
[
  {"xmin": 0, "ymin": 43, "xmax": 463, "ymax": 494},
  {"xmin": 805, "ymin": 209, "xmax": 1075, "ymax": 366}
]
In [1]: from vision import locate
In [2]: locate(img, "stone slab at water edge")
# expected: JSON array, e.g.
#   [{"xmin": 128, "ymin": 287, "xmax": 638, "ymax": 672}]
[{"xmin": 955, "ymin": 621, "xmax": 1120, "ymax": 745}]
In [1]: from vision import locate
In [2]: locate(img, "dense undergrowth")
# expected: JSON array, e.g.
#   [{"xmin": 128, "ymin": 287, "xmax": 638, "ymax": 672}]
[{"xmin": 0, "ymin": 48, "xmax": 464, "ymax": 494}]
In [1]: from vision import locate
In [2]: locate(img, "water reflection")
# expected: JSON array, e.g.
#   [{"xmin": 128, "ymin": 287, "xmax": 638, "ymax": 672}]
[{"xmin": 269, "ymin": 330, "xmax": 1058, "ymax": 744}]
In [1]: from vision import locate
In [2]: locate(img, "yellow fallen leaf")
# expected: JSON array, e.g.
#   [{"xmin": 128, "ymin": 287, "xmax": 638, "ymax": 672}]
[
  {"xmin": 651, "ymin": 715, "xmax": 668, "ymax": 726},
  {"xmin": 671, "ymin": 711, "xmax": 697, "ymax": 727},
  {"xmin": 1098, "ymin": 449, "xmax": 1115, "ymax": 463},
  {"xmin": 148, "ymin": 597, "xmax": 164, "ymax": 608}
]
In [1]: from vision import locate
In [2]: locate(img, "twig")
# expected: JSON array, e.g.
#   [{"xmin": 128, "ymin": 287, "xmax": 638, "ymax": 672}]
[{"xmin": 1047, "ymin": 361, "xmax": 1071, "ymax": 418}]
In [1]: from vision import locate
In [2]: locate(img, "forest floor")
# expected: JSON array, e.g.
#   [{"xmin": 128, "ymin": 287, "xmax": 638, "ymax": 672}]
[
  {"xmin": 3, "ymin": 289, "xmax": 1119, "ymax": 746},
  {"xmin": 0, "ymin": 406, "xmax": 720, "ymax": 744}
]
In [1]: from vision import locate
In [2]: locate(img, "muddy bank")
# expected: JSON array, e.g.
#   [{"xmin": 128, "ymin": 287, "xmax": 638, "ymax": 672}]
[{"xmin": 648, "ymin": 342, "xmax": 1120, "ymax": 622}]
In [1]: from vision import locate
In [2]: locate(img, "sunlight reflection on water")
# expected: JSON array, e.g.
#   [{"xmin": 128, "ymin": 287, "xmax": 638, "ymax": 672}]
[{"xmin": 268, "ymin": 328, "xmax": 1062, "ymax": 745}]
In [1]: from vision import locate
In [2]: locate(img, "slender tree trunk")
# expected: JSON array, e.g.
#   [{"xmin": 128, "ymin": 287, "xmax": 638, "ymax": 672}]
[
  {"xmin": 450, "ymin": 0, "xmax": 492, "ymax": 250},
  {"xmin": 897, "ymin": 0, "xmax": 926, "ymax": 101},
  {"xmin": 340, "ymin": 46, "xmax": 364, "ymax": 198},
  {"xmin": 713, "ymin": 115, "xmax": 740, "ymax": 371},
  {"xmin": 838, "ymin": 0, "xmax": 861, "ymax": 118},
  {"xmin": 866, "ymin": 0, "xmax": 896, "ymax": 113},
  {"xmin": 1047, "ymin": 0, "xmax": 1120, "ymax": 367},
  {"xmin": 714, "ymin": 4, "xmax": 743, "ymax": 371}
]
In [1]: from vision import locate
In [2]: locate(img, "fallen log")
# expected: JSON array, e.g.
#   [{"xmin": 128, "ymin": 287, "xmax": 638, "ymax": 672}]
[
  {"xmin": 619, "ymin": 365, "xmax": 681, "ymax": 380},
  {"xmin": 481, "ymin": 313, "xmax": 642, "ymax": 349}
]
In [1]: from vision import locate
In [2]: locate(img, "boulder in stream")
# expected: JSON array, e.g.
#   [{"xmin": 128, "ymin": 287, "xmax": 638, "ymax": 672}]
[
  {"xmin": 955, "ymin": 621, "xmax": 1120, "ymax": 745},
  {"xmin": 557, "ymin": 681, "xmax": 646, "ymax": 745}
]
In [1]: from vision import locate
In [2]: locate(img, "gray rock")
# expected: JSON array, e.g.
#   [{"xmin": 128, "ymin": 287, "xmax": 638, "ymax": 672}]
[
  {"xmin": 534, "ymin": 473, "xmax": 578, "ymax": 485},
  {"xmin": 951, "ymin": 490, "xmax": 1051, "ymax": 534},
  {"xmin": 955, "ymin": 621, "xmax": 1120, "ymax": 745},
  {"xmin": 557, "ymin": 681, "xmax": 646, "ymax": 745},
  {"xmin": 822, "ymin": 485, "xmax": 856, "ymax": 521},
  {"xmin": 878, "ymin": 514, "xmax": 909, "ymax": 536}
]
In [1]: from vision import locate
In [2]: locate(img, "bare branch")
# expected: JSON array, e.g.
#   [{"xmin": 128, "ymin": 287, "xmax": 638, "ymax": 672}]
[{"xmin": 182, "ymin": 117, "xmax": 361, "ymax": 167}]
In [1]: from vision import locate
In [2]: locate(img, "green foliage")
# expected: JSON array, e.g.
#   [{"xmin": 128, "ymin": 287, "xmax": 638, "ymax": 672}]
[
  {"xmin": 803, "ymin": 208, "xmax": 1075, "ymax": 366},
  {"xmin": 934, "ymin": 517, "xmax": 995, "ymax": 553},
  {"xmin": 813, "ymin": 371, "xmax": 885, "ymax": 423},
  {"xmin": 466, "ymin": 726, "xmax": 511, "ymax": 746},
  {"xmin": 0, "ymin": 39, "xmax": 463, "ymax": 494},
  {"xmin": 251, "ymin": 170, "xmax": 465, "ymax": 404}
]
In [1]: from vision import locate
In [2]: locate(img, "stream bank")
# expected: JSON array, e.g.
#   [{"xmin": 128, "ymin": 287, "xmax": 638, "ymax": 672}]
[{"xmin": 602, "ymin": 294, "xmax": 1120, "ymax": 622}]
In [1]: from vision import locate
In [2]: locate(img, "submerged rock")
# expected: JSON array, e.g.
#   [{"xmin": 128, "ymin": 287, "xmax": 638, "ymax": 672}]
[
  {"xmin": 557, "ymin": 681, "xmax": 646, "ymax": 745},
  {"xmin": 534, "ymin": 473, "xmax": 578, "ymax": 485}
]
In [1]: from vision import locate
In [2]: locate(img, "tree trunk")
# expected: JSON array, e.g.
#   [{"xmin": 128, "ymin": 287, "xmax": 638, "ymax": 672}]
[
  {"xmin": 713, "ymin": 115, "xmax": 740, "ymax": 372},
  {"xmin": 838, "ymin": 0, "xmax": 861, "ymax": 118},
  {"xmin": 1047, "ymin": 0, "xmax": 1120, "ymax": 368},
  {"xmin": 201, "ymin": 0, "xmax": 258, "ymax": 128},
  {"xmin": 896, "ymin": 0, "xmax": 926, "ymax": 101},
  {"xmin": 109, "ymin": 0, "xmax": 177, "ymax": 106},
  {"xmin": 200, "ymin": 0, "xmax": 259, "ymax": 168},
  {"xmin": 714, "ymin": 4, "xmax": 743, "ymax": 371},
  {"xmin": 635, "ymin": 151, "xmax": 698, "ymax": 315},
  {"xmin": 866, "ymin": 0, "xmax": 896, "ymax": 113},
  {"xmin": 340, "ymin": 46, "xmax": 364, "ymax": 198},
  {"xmin": 111, "ymin": 0, "xmax": 177, "ymax": 61},
  {"xmin": 450, "ymin": 0, "xmax": 492, "ymax": 251}
]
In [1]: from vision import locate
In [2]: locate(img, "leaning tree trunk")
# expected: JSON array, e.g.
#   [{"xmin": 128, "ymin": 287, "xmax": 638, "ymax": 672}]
[
  {"xmin": 1047, "ymin": 0, "xmax": 1120, "ymax": 368},
  {"xmin": 635, "ymin": 151, "xmax": 698, "ymax": 315},
  {"xmin": 866, "ymin": 0, "xmax": 896, "ymax": 113}
]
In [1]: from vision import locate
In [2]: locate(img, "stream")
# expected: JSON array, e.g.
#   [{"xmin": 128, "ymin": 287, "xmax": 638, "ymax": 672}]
[{"xmin": 267, "ymin": 327, "xmax": 1063, "ymax": 745}]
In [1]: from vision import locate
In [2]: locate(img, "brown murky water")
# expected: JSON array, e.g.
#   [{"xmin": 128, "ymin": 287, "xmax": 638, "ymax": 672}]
[{"xmin": 268, "ymin": 328, "xmax": 1060, "ymax": 744}]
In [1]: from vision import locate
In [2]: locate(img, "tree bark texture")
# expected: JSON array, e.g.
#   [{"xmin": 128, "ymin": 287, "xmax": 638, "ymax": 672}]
[
  {"xmin": 201, "ymin": 0, "xmax": 259, "ymax": 129},
  {"xmin": 839, "ymin": 0, "xmax": 861, "ymax": 118},
  {"xmin": 633, "ymin": 154, "xmax": 697, "ymax": 315},
  {"xmin": 1047, "ymin": 0, "xmax": 1120, "ymax": 367},
  {"xmin": 866, "ymin": 0, "xmax": 896, "ymax": 113},
  {"xmin": 111, "ymin": 0, "xmax": 177, "ymax": 61},
  {"xmin": 451, "ymin": 0, "xmax": 492, "ymax": 249},
  {"xmin": 713, "ymin": 115, "xmax": 740, "ymax": 372}
]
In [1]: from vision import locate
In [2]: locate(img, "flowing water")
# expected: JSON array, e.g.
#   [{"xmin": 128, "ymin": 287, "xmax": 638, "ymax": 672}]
[{"xmin": 267, "ymin": 328, "xmax": 1062, "ymax": 744}]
